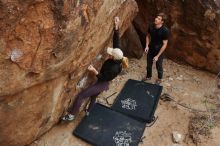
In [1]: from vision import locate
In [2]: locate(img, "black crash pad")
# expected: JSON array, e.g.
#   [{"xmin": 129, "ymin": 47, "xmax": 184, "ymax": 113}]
[
  {"xmin": 73, "ymin": 103, "xmax": 146, "ymax": 146},
  {"xmin": 111, "ymin": 79, "xmax": 162, "ymax": 123}
]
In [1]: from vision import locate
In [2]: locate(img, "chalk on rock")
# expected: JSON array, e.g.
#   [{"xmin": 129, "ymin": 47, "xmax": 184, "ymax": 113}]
[{"xmin": 172, "ymin": 131, "xmax": 183, "ymax": 143}]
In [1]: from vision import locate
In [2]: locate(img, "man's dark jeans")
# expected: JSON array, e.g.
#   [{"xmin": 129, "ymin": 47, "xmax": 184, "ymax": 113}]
[{"xmin": 146, "ymin": 49, "xmax": 164, "ymax": 79}]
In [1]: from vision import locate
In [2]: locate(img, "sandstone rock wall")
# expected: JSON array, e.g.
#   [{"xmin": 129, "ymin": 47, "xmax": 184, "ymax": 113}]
[
  {"xmin": 0, "ymin": 0, "xmax": 138, "ymax": 145},
  {"xmin": 121, "ymin": 24, "xmax": 143, "ymax": 59}
]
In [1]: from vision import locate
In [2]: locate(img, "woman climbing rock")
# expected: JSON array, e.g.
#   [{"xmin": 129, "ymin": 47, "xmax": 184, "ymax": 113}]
[{"xmin": 62, "ymin": 17, "xmax": 129, "ymax": 121}]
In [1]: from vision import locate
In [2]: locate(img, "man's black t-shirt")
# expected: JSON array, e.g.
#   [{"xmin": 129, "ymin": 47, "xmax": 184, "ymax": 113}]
[{"xmin": 148, "ymin": 24, "xmax": 169, "ymax": 51}]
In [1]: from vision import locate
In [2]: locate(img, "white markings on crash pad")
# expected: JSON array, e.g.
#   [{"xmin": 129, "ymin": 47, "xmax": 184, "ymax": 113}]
[
  {"xmin": 121, "ymin": 98, "xmax": 137, "ymax": 110},
  {"xmin": 113, "ymin": 131, "xmax": 132, "ymax": 146},
  {"xmin": 146, "ymin": 90, "xmax": 155, "ymax": 98}
]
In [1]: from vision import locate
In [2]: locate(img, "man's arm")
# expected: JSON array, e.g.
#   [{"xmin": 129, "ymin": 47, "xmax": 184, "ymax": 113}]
[
  {"xmin": 153, "ymin": 40, "xmax": 168, "ymax": 61},
  {"xmin": 145, "ymin": 33, "xmax": 150, "ymax": 53}
]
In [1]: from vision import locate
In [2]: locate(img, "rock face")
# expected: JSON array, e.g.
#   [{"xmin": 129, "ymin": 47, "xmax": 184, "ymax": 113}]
[
  {"xmin": 0, "ymin": 0, "xmax": 138, "ymax": 146},
  {"xmin": 134, "ymin": 0, "xmax": 220, "ymax": 74},
  {"xmin": 121, "ymin": 24, "xmax": 143, "ymax": 59}
]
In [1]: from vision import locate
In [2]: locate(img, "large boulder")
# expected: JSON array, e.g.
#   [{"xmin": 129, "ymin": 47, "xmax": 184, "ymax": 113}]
[
  {"xmin": 0, "ymin": 0, "xmax": 138, "ymax": 146},
  {"xmin": 134, "ymin": 0, "xmax": 220, "ymax": 73},
  {"xmin": 121, "ymin": 24, "xmax": 143, "ymax": 59}
]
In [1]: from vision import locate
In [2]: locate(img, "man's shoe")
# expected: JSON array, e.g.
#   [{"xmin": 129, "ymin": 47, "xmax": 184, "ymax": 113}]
[
  {"xmin": 142, "ymin": 77, "xmax": 151, "ymax": 81},
  {"xmin": 61, "ymin": 114, "xmax": 75, "ymax": 121},
  {"xmin": 155, "ymin": 79, "xmax": 162, "ymax": 85}
]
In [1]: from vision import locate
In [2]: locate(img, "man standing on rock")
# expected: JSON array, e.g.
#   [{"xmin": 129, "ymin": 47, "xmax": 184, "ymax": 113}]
[{"xmin": 142, "ymin": 12, "xmax": 169, "ymax": 84}]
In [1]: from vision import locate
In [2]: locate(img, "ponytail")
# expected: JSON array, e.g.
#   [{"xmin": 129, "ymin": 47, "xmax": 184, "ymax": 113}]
[{"xmin": 121, "ymin": 57, "xmax": 129, "ymax": 69}]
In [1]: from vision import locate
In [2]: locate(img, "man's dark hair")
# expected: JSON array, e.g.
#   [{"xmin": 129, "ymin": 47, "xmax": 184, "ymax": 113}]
[{"xmin": 157, "ymin": 13, "xmax": 167, "ymax": 23}]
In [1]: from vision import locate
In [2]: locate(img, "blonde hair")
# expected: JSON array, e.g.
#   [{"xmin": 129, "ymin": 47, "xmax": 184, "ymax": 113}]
[{"xmin": 121, "ymin": 57, "xmax": 129, "ymax": 69}]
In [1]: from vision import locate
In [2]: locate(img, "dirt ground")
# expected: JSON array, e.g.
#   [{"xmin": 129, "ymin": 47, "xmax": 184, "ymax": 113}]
[{"xmin": 31, "ymin": 55, "xmax": 220, "ymax": 146}]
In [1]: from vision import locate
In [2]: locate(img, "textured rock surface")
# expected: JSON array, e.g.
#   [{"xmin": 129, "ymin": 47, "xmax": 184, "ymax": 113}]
[
  {"xmin": 134, "ymin": 0, "xmax": 220, "ymax": 73},
  {"xmin": 0, "ymin": 0, "xmax": 138, "ymax": 146},
  {"xmin": 121, "ymin": 24, "xmax": 143, "ymax": 59}
]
